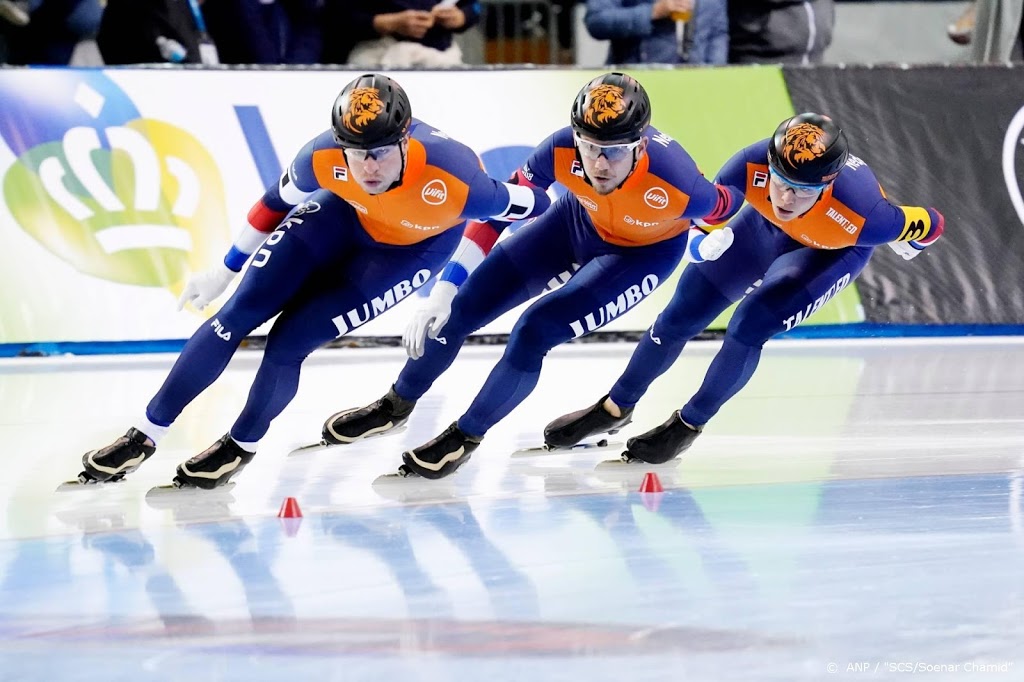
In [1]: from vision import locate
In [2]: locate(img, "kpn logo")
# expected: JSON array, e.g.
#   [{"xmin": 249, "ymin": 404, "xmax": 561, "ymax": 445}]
[{"xmin": 0, "ymin": 71, "xmax": 228, "ymax": 292}]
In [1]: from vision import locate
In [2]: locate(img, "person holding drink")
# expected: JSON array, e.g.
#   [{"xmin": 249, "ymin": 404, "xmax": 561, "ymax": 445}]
[{"xmin": 584, "ymin": 0, "xmax": 728, "ymax": 65}]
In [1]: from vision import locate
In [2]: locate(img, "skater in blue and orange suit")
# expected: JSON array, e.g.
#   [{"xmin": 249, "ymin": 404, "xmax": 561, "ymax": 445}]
[
  {"xmin": 320, "ymin": 72, "xmax": 746, "ymax": 479},
  {"xmin": 72, "ymin": 73, "xmax": 550, "ymax": 490},
  {"xmin": 544, "ymin": 112, "xmax": 946, "ymax": 464}
]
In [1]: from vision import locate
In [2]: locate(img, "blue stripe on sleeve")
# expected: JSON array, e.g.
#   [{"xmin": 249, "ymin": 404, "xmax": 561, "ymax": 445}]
[
  {"xmin": 224, "ymin": 246, "xmax": 249, "ymax": 272},
  {"xmin": 440, "ymin": 262, "xmax": 469, "ymax": 287},
  {"xmin": 688, "ymin": 234, "xmax": 705, "ymax": 262}
]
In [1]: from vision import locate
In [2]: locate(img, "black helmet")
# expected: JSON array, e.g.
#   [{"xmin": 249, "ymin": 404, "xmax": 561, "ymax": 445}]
[
  {"xmin": 570, "ymin": 72, "xmax": 652, "ymax": 145},
  {"xmin": 767, "ymin": 113, "xmax": 849, "ymax": 187},
  {"xmin": 331, "ymin": 73, "xmax": 412, "ymax": 149}
]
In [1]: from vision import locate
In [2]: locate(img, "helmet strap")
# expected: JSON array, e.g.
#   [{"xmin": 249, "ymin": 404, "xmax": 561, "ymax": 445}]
[{"xmin": 384, "ymin": 137, "xmax": 410, "ymax": 193}]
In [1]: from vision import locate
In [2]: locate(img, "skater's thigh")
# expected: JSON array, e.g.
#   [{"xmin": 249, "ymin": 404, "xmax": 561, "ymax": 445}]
[
  {"xmin": 265, "ymin": 227, "xmax": 462, "ymax": 358},
  {"xmin": 731, "ymin": 245, "xmax": 873, "ymax": 340},
  {"xmin": 447, "ymin": 206, "xmax": 579, "ymax": 335}
]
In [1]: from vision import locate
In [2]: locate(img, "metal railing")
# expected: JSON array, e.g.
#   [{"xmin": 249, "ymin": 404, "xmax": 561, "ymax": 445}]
[{"xmin": 480, "ymin": 0, "xmax": 562, "ymax": 64}]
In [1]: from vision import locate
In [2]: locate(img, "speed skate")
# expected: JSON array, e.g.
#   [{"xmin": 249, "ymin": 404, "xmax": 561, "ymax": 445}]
[
  {"xmin": 286, "ymin": 425, "xmax": 408, "ymax": 457},
  {"xmin": 510, "ymin": 438, "xmax": 623, "ymax": 458}
]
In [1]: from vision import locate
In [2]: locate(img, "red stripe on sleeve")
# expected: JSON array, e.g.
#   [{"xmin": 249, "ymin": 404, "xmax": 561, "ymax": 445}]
[
  {"xmin": 465, "ymin": 220, "xmax": 502, "ymax": 254},
  {"xmin": 917, "ymin": 208, "xmax": 944, "ymax": 245},
  {"xmin": 513, "ymin": 168, "xmax": 538, "ymax": 188},
  {"xmin": 247, "ymin": 199, "xmax": 288, "ymax": 234},
  {"xmin": 701, "ymin": 184, "xmax": 735, "ymax": 225}
]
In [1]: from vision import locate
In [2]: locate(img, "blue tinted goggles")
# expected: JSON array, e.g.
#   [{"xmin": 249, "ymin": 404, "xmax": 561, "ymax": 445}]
[
  {"xmin": 574, "ymin": 133, "xmax": 643, "ymax": 162},
  {"xmin": 344, "ymin": 143, "xmax": 401, "ymax": 162},
  {"xmin": 769, "ymin": 169, "xmax": 829, "ymax": 198}
]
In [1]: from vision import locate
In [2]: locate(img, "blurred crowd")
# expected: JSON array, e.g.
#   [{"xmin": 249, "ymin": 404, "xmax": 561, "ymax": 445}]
[{"xmin": 0, "ymin": 0, "xmax": 1021, "ymax": 67}]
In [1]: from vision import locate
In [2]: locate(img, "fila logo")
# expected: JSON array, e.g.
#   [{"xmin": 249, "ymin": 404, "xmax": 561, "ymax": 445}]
[
  {"xmin": 753, "ymin": 171, "xmax": 769, "ymax": 188},
  {"xmin": 649, "ymin": 326, "xmax": 661, "ymax": 345},
  {"xmin": 333, "ymin": 166, "xmax": 348, "ymax": 181},
  {"xmin": 421, "ymin": 179, "xmax": 448, "ymax": 205},
  {"xmin": 577, "ymin": 195, "xmax": 598, "ymax": 211},
  {"xmin": 571, "ymin": 160, "xmax": 585, "ymax": 177},
  {"xmin": 210, "ymin": 318, "xmax": 232, "ymax": 341},
  {"xmin": 643, "ymin": 187, "xmax": 669, "ymax": 209}
]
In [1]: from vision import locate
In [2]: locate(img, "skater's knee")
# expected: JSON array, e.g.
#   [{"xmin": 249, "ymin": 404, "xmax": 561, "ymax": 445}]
[
  {"xmin": 654, "ymin": 308, "xmax": 706, "ymax": 342},
  {"xmin": 262, "ymin": 341, "xmax": 311, "ymax": 367},
  {"xmin": 210, "ymin": 297, "xmax": 266, "ymax": 337},
  {"xmin": 505, "ymin": 309, "xmax": 567, "ymax": 367},
  {"xmin": 726, "ymin": 304, "xmax": 779, "ymax": 348}
]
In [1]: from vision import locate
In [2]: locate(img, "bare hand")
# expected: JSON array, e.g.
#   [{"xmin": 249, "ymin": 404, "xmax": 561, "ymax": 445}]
[
  {"xmin": 651, "ymin": 0, "xmax": 694, "ymax": 21},
  {"xmin": 432, "ymin": 6, "xmax": 466, "ymax": 30},
  {"xmin": 386, "ymin": 10, "xmax": 435, "ymax": 39}
]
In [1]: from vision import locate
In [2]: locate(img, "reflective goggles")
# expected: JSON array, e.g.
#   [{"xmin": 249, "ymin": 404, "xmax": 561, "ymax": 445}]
[
  {"xmin": 769, "ymin": 169, "xmax": 829, "ymax": 198},
  {"xmin": 573, "ymin": 133, "xmax": 643, "ymax": 162},
  {"xmin": 343, "ymin": 143, "xmax": 401, "ymax": 163}
]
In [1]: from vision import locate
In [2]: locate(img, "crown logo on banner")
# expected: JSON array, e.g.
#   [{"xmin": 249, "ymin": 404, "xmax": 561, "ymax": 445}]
[{"xmin": 0, "ymin": 78, "xmax": 230, "ymax": 292}]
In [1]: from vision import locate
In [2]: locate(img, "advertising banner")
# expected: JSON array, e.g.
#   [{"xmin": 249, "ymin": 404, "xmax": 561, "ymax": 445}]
[
  {"xmin": 784, "ymin": 65, "xmax": 1024, "ymax": 325},
  {"xmin": 0, "ymin": 66, "xmax": 864, "ymax": 349}
]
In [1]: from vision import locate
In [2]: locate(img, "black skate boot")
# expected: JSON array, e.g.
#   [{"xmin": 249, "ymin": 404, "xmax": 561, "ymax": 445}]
[
  {"xmin": 322, "ymin": 384, "xmax": 416, "ymax": 445},
  {"xmin": 80, "ymin": 428, "xmax": 157, "ymax": 483},
  {"xmin": 622, "ymin": 412, "xmax": 702, "ymax": 464},
  {"xmin": 400, "ymin": 422, "xmax": 481, "ymax": 480},
  {"xmin": 543, "ymin": 394, "xmax": 633, "ymax": 449},
  {"xmin": 173, "ymin": 435, "xmax": 255, "ymax": 489}
]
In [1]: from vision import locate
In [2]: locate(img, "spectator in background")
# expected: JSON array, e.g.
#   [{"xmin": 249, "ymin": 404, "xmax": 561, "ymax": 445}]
[
  {"xmin": 323, "ymin": 0, "xmax": 481, "ymax": 68},
  {"xmin": 0, "ymin": 1, "xmax": 28, "ymax": 62},
  {"xmin": 203, "ymin": 0, "xmax": 323, "ymax": 64},
  {"xmin": 728, "ymin": 0, "xmax": 834, "ymax": 65},
  {"xmin": 98, "ymin": 0, "xmax": 205, "ymax": 64},
  {"xmin": 948, "ymin": 1, "xmax": 976, "ymax": 44},
  {"xmin": 971, "ymin": 0, "xmax": 1023, "ymax": 61},
  {"xmin": 3, "ymin": 0, "xmax": 102, "ymax": 64},
  {"xmin": 584, "ymin": 0, "xmax": 728, "ymax": 65},
  {"xmin": 689, "ymin": 0, "xmax": 728, "ymax": 64}
]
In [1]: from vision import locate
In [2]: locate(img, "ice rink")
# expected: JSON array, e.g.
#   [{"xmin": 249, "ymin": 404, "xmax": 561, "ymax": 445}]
[{"xmin": 2, "ymin": 338, "xmax": 1023, "ymax": 681}]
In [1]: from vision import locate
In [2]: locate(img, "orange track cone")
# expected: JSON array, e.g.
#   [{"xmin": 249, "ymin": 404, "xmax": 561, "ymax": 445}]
[
  {"xmin": 638, "ymin": 472, "xmax": 664, "ymax": 494},
  {"xmin": 277, "ymin": 497, "xmax": 303, "ymax": 518}
]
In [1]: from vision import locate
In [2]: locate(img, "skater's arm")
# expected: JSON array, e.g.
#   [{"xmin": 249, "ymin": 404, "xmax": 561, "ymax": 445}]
[
  {"xmin": 223, "ymin": 136, "xmax": 322, "ymax": 271},
  {"xmin": 859, "ymin": 198, "xmax": 945, "ymax": 259}
]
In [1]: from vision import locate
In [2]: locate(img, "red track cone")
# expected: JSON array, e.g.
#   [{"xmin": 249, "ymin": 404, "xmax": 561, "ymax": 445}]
[
  {"xmin": 638, "ymin": 472, "xmax": 664, "ymax": 494},
  {"xmin": 277, "ymin": 497, "xmax": 303, "ymax": 518}
]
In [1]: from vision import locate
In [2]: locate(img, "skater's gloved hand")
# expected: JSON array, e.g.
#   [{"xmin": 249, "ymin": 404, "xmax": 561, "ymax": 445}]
[
  {"xmin": 404, "ymin": 280, "xmax": 458, "ymax": 360},
  {"xmin": 888, "ymin": 207, "xmax": 944, "ymax": 261},
  {"xmin": 697, "ymin": 226, "xmax": 734, "ymax": 261},
  {"xmin": 177, "ymin": 262, "xmax": 237, "ymax": 311},
  {"xmin": 887, "ymin": 240, "xmax": 924, "ymax": 260}
]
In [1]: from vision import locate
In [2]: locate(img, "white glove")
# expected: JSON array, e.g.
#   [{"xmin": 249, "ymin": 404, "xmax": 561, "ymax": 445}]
[
  {"xmin": 697, "ymin": 226, "xmax": 734, "ymax": 261},
  {"xmin": 887, "ymin": 240, "xmax": 924, "ymax": 261},
  {"xmin": 403, "ymin": 280, "xmax": 458, "ymax": 360},
  {"xmin": 177, "ymin": 262, "xmax": 237, "ymax": 311}
]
